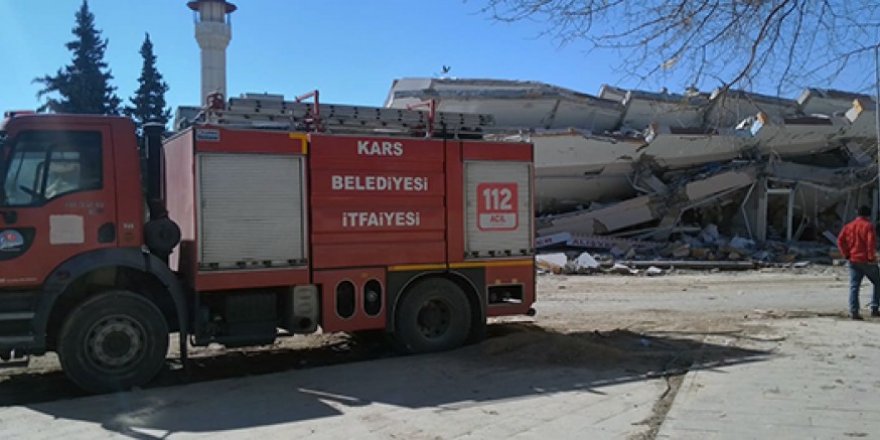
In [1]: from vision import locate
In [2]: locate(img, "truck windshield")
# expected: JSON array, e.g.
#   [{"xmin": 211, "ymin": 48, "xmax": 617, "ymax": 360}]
[{"xmin": 1, "ymin": 131, "xmax": 103, "ymax": 207}]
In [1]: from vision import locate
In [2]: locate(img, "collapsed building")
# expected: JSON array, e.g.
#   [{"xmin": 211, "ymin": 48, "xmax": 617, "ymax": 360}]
[{"xmin": 385, "ymin": 78, "xmax": 880, "ymax": 266}]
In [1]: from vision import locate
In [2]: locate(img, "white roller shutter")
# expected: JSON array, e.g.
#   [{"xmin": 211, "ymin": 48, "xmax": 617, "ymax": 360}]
[
  {"xmin": 465, "ymin": 161, "xmax": 532, "ymax": 257},
  {"xmin": 198, "ymin": 153, "xmax": 305, "ymax": 269}
]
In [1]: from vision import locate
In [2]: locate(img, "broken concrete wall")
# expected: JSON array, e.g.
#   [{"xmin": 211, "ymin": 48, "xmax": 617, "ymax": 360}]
[
  {"xmin": 386, "ymin": 78, "xmax": 623, "ymax": 131},
  {"xmin": 540, "ymin": 195, "xmax": 659, "ymax": 236},
  {"xmin": 704, "ymin": 88, "xmax": 798, "ymax": 128},
  {"xmin": 842, "ymin": 98, "xmax": 879, "ymax": 140},
  {"xmin": 386, "ymin": 77, "xmax": 880, "ymax": 264},
  {"xmin": 529, "ymin": 131, "xmax": 642, "ymax": 211},
  {"xmin": 640, "ymin": 126, "xmax": 752, "ymax": 170},
  {"xmin": 684, "ymin": 167, "xmax": 757, "ymax": 201},
  {"xmin": 798, "ymin": 88, "xmax": 875, "ymax": 116},
  {"xmin": 618, "ymin": 89, "xmax": 709, "ymax": 130},
  {"xmin": 751, "ymin": 115, "xmax": 848, "ymax": 157}
]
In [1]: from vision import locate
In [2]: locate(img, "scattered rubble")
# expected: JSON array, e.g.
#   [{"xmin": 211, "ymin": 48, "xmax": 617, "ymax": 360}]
[
  {"xmin": 574, "ymin": 252, "xmax": 600, "ymax": 272},
  {"xmin": 610, "ymin": 263, "xmax": 639, "ymax": 275},
  {"xmin": 387, "ymin": 78, "xmax": 879, "ymax": 271},
  {"xmin": 645, "ymin": 266, "xmax": 665, "ymax": 276},
  {"xmin": 536, "ymin": 253, "xmax": 568, "ymax": 274}
]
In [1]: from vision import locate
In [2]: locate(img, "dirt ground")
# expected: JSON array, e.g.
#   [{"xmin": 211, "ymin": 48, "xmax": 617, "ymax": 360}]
[
  {"xmin": 0, "ymin": 266, "xmax": 856, "ymax": 421},
  {"xmin": 533, "ymin": 265, "xmax": 847, "ymax": 331}
]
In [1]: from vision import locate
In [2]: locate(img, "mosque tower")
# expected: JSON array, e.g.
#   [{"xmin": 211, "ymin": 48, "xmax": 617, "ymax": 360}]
[{"xmin": 187, "ymin": 0, "xmax": 236, "ymax": 104}]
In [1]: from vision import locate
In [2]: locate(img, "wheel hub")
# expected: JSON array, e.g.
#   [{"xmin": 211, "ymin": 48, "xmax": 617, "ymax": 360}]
[
  {"xmin": 418, "ymin": 299, "xmax": 451, "ymax": 339},
  {"xmin": 86, "ymin": 316, "xmax": 145, "ymax": 370}
]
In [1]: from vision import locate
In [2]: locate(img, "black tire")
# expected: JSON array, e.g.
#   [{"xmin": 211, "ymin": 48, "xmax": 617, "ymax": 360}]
[
  {"xmin": 57, "ymin": 290, "xmax": 169, "ymax": 394},
  {"xmin": 394, "ymin": 277, "xmax": 472, "ymax": 353}
]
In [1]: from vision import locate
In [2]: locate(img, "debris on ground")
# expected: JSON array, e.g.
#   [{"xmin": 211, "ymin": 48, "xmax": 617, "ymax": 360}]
[
  {"xmin": 610, "ymin": 262, "xmax": 639, "ymax": 275},
  {"xmin": 537, "ymin": 253, "xmax": 568, "ymax": 273},
  {"xmin": 646, "ymin": 266, "xmax": 665, "ymax": 276},
  {"xmin": 574, "ymin": 252, "xmax": 601, "ymax": 272}
]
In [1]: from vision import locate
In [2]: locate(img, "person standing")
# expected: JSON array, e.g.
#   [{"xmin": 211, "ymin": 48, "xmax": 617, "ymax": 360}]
[{"xmin": 837, "ymin": 206, "xmax": 880, "ymax": 320}]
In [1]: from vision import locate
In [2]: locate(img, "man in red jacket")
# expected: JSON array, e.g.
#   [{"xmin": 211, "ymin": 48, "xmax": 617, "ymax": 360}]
[{"xmin": 838, "ymin": 206, "xmax": 880, "ymax": 320}]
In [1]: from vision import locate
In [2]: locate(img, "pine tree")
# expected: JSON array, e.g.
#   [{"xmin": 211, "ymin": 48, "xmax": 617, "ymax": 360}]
[
  {"xmin": 126, "ymin": 33, "xmax": 171, "ymax": 131},
  {"xmin": 34, "ymin": 0, "xmax": 120, "ymax": 114}
]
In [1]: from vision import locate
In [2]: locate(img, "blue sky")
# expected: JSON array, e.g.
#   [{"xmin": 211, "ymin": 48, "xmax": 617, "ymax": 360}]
[{"xmin": 0, "ymin": 1, "xmax": 873, "ymax": 113}]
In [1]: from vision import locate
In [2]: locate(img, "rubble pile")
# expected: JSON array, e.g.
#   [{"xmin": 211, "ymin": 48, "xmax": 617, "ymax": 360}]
[
  {"xmin": 536, "ymin": 223, "xmax": 831, "ymax": 276},
  {"xmin": 386, "ymin": 79, "xmax": 880, "ymax": 270}
]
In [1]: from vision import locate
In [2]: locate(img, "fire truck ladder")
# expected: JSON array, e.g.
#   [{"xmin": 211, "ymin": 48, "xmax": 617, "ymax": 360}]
[{"xmin": 176, "ymin": 90, "xmax": 495, "ymax": 138}]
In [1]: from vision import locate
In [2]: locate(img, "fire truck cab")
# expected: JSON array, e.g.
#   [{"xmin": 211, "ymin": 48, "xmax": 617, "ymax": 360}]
[{"xmin": 0, "ymin": 100, "xmax": 535, "ymax": 393}]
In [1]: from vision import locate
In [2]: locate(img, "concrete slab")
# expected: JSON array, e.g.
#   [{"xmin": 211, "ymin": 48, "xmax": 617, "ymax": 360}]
[
  {"xmin": 798, "ymin": 88, "xmax": 873, "ymax": 116},
  {"xmin": 385, "ymin": 77, "xmax": 623, "ymax": 131},
  {"xmin": 0, "ymin": 344, "xmax": 667, "ymax": 439},
  {"xmin": 658, "ymin": 318, "xmax": 880, "ymax": 439},
  {"xmin": 619, "ymin": 90, "xmax": 708, "ymax": 130},
  {"xmin": 842, "ymin": 98, "xmax": 879, "ymax": 142},
  {"xmin": 705, "ymin": 89, "xmax": 797, "ymax": 127},
  {"xmin": 640, "ymin": 128, "xmax": 748, "ymax": 170},
  {"xmin": 752, "ymin": 116, "xmax": 846, "ymax": 157},
  {"xmin": 684, "ymin": 168, "xmax": 756, "ymax": 201},
  {"xmin": 539, "ymin": 195, "xmax": 658, "ymax": 236},
  {"xmin": 531, "ymin": 132, "xmax": 640, "ymax": 211}
]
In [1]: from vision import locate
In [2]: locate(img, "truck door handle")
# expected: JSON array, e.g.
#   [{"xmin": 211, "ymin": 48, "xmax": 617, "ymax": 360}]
[{"xmin": 0, "ymin": 210, "xmax": 17, "ymax": 225}]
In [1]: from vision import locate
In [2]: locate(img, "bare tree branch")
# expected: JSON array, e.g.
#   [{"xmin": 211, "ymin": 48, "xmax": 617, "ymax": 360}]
[{"xmin": 476, "ymin": 0, "xmax": 880, "ymax": 95}]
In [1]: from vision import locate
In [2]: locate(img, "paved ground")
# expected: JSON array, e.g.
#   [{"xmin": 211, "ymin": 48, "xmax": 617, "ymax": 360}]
[
  {"xmin": 0, "ymin": 340, "xmax": 670, "ymax": 439},
  {"xmin": 659, "ymin": 318, "xmax": 880, "ymax": 439},
  {"xmin": 1, "ymin": 267, "xmax": 878, "ymax": 439}
]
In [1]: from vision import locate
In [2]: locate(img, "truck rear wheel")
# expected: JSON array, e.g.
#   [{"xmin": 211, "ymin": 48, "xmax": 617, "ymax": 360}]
[
  {"xmin": 394, "ymin": 278, "xmax": 471, "ymax": 353},
  {"xmin": 58, "ymin": 290, "xmax": 169, "ymax": 393}
]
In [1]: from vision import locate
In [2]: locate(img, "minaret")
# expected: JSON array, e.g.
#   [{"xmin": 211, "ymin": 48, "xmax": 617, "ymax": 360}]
[{"xmin": 187, "ymin": 0, "xmax": 236, "ymax": 105}]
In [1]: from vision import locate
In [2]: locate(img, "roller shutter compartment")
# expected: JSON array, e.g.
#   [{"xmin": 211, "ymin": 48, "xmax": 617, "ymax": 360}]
[
  {"xmin": 464, "ymin": 161, "xmax": 531, "ymax": 257},
  {"xmin": 197, "ymin": 153, "xmax": 305, "ymax": 269}
]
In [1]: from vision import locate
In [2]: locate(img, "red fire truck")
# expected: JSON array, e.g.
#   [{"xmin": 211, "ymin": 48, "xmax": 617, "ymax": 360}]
[{"xmin": 0, "ymin": 93, "xmax": 535, "ymax": 393}]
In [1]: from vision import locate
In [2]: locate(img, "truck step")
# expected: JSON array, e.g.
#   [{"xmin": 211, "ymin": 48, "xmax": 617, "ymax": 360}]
[
  {"xmin": 0, "ymin": 334, "xmax": 33, "ymax": 368},
  {"xmin": 0, "ymin": 312, "xmax": 35, "ymax": 322},
  {"xmin": 0, "ymin": 335, "xmax": 35, "ymax": 345},
  {"xmin": 0, "ymin": 354, "xmax": 29, "ymax": 369}
]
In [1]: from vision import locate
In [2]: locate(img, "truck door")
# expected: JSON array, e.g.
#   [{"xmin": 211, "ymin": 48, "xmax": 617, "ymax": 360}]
[{"xmin": 0, "ymin": 127, "xmax": 117, "ymax": 288}]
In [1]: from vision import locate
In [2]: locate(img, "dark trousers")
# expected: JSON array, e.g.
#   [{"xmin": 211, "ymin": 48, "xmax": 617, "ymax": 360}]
[{"xmin": 849, "ymin": 262, "xmax": 880, "ymax": 314}]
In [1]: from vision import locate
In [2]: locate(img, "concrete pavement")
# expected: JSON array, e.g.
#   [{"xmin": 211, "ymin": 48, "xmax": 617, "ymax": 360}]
[
  {"xmin": 658, "ymin": 317, "xmax": 880, "ymax": 439},
  {"xmin": 4, "ymin": 317, "xmax": 868, "ymax": 439},
  {"xmin": 0, "ymin": 334, "xmax": 679, "ymax": 439}
]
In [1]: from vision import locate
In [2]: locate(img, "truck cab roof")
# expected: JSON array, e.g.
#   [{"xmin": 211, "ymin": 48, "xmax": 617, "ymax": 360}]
[{"xmin": 1, "ymin": 112, "xmax": 135, "ymax": 134}]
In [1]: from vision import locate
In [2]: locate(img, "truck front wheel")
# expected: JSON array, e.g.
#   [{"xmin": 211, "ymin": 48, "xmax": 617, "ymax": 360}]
[
  {"xmin": 394, "ymin": 278, "xmax": 472, "ymax": 353},
  {"xmin": 58, "ymin": 290, "xmax": 169, "ymax": 393}
]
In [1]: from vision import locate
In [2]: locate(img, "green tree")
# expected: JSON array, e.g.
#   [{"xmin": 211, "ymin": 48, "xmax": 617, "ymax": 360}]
[
  {"xmin": 126, "ymin": 33, "xmax": 171, "ymax": 131},
  {"xmin": 34, "ymin": 0, "xmax": 120, "ymax": 114}
]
